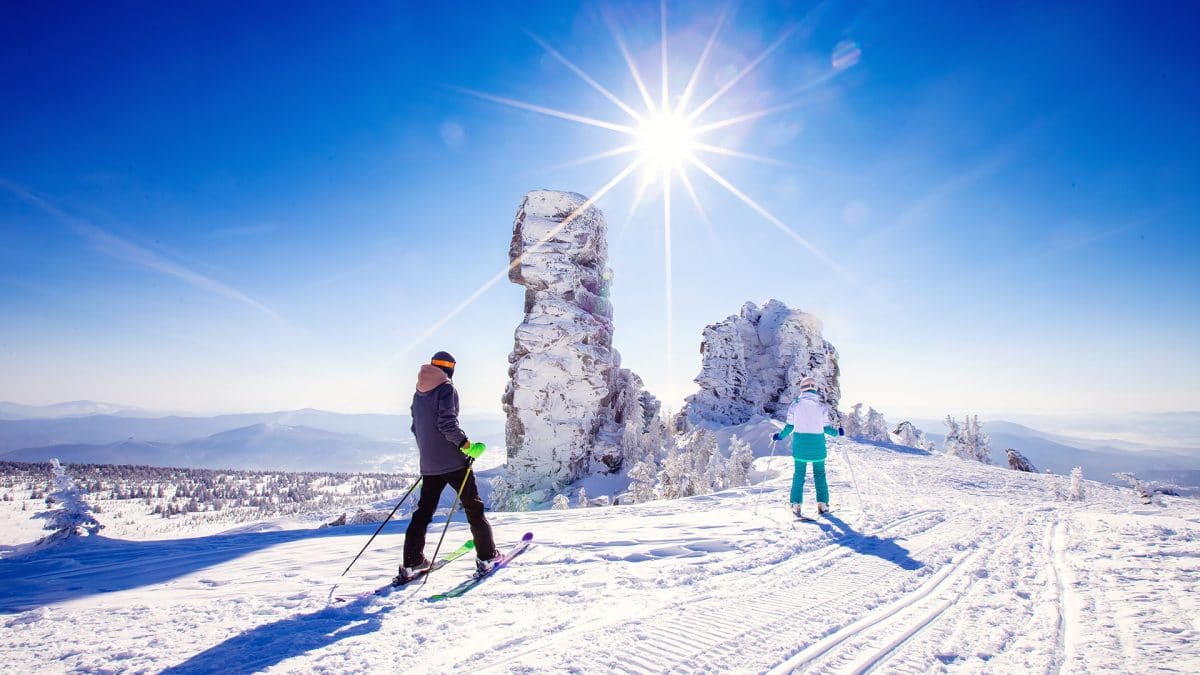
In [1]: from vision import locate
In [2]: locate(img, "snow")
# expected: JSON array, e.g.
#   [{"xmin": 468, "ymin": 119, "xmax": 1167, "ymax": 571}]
[{"xmin": 2, "ymin": 435, "xmax": 1198, "ymax": 673}]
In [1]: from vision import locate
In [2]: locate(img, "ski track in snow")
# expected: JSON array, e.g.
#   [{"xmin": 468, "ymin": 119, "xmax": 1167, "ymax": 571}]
[{"xmin": 2, "ymin": 436, "xmax": 1199, "ymax": 674}]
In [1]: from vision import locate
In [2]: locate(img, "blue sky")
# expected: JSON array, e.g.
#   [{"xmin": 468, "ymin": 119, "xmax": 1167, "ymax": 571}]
[{"xmin": 1, "ymin": 1, "xmax": 1197, "ymax": 419}]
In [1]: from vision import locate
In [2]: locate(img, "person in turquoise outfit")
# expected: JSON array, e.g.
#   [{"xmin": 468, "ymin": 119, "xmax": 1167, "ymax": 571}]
[{"xmin": 772, "ymin": 376, "xmax": 843, "ymax": 518}]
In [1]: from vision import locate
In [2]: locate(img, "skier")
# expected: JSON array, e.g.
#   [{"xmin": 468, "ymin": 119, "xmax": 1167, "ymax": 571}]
[
  {"xmin": 772, "ymin": 376, "xmax": 843, "ymax": 519},
  {"xmin": 398, "ymin": 351, "xmax": 500, "ymax": 583}
]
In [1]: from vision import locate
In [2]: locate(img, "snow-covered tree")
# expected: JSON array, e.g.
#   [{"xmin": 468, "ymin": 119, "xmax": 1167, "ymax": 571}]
[
  {"xmin": 893, "ymin": 421, "xmax": 934, "ymax": 451},
  {"xmin": 627, "ymin": 458, "xmax": 659, "ymax": 503},
  {"xmin": 964, "ymin": 415, "xmax": 992, "ymax": 464},
  {"xmin": 704, "ymin": 447, "xmax": 727, "ymax": 494},
  {"xmin": 687, "ymin": 429, "xmax": 719, "ymax": 495},
  {"xmin": 488, "ymin": 475, "xmax": 515, "ymax": 511},
  {"xmin": 944, "ymin": 415, "xmax": 991, "ymax": 464},
  {"xmin": 725, "ymin": 435, "xmax": 754, "ymax": 488},
  {"xmin": 863, "ymin": 407, "xmax": 890, "ymax": 442},
  {"xmin": 641, "ymin": 413, "xmax": 669, "ymax": 464},
  {"xmin": 893, "ymin": 421, "xmax": 919, "ymax": 447},
  {"xmin": 34, "ymin": 459, "xmax": 103, "ymax": 542},
  {"xmin": 659, "ymin": 444, "xmax": 690, "ymax": 500},
  {"xmin": 618, "ymin": 395, "xmax": 646, "ymax": 466},
  {"xmin": 551, "ymin": 493, "xmax": 570, "ymax": 510},
  {"xmin": 1067, "ymin": 466, "xmax": 1086, "ymax": 501},
  {"xmin": 943, "ymin": 416, "xmax": 964, "ymax": 457},
  {"xmin": 1113, "ymin": 472, "xmax": 1151, "ymax": 505},
  {"xmin": 575, "ymin": 486, "xmax": 589, "ymax": 508},
  {"xmin": 844, "ymin": 403, "xmax": 865, "ymax": 438},
  {"xmin": 1007, "ymin": 448, "xmax": 1037, "ymax": 472}
]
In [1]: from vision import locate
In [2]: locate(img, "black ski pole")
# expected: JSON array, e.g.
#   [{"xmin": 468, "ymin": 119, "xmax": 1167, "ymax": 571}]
[
  {"xmin": 416, "ymin": 458, "xmax": 475, "ymax": 589},
  {"xmin": 341, "ymin": 475, "xmax": 423, "ymax": 577}
]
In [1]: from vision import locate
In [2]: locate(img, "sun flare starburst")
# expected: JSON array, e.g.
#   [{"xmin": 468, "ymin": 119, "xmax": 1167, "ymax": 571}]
[
  {"xmin": 635, "ymin": 112, "xmax": 697, "ymax": 170},
  {"xmin": 409, "ymin": 3, "xmax": 857, "ymax": 396}
]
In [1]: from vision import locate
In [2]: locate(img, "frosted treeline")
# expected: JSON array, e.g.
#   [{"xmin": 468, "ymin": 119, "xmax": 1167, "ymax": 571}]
[{"xmin": 1, "ymin": 460, "xmax": 420, "ymax": 538}]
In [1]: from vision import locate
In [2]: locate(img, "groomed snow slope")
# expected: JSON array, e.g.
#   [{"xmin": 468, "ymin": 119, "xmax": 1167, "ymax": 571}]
[{"xmin": 3, "ymin": 435, "xmax": 1198, "ymax": 673}]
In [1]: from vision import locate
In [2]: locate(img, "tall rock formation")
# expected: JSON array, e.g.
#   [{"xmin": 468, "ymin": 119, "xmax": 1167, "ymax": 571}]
[
  {"xmin": 501, "ymin": 190, "xmax": 657, "ymax": 494},
  {"xmin": 682, "ymin": 299, "xmax": 840, "ymax": 426}
]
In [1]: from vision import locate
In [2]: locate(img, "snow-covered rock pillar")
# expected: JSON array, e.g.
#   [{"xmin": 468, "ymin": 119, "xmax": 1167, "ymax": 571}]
[
  {"xmin": 682, "ymin": 299, "xmax": 840, "ymax": 426},
  {"xmin": 501, "ymin": 190, "xmax": 656, "ymax": 494}
]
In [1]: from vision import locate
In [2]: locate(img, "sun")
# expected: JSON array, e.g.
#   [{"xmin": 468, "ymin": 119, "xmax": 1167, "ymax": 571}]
[
  {"xmin": 409, "ymin": 3, "xmax": 861, "ymax": 394},
  {"xmin": 636, "ymin": 111, "xmax": 697, "ymax": 170}
]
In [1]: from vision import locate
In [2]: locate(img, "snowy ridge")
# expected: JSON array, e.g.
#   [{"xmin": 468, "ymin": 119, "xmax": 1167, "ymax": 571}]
[{"xmin": 2, "ymin": 433, "xmax": 1198, "ymax": 672}]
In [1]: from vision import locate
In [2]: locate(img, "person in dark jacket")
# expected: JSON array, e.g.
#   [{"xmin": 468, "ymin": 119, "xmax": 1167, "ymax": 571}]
[{"xmin": 398, "ymin": 351, "xmax": 499, "ymax": 581}]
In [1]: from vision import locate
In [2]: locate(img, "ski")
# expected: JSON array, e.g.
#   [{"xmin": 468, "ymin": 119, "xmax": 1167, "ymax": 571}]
[
  {"xmin": 427, "ymin": 531, "xmax": 533, "ymax": 602},
  {"xmin": 334, "ymin": 539, "xmax": 474, "ymax": 603}
]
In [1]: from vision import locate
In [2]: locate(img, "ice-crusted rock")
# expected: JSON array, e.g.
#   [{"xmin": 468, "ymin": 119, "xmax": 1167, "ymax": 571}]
[
  {"xmin": 1006, "ymin": 448, "xmax": 1038, "ymax": 473},
  {"xmin": 682, "ymin": 299, "xmax": 840, "ymax": 426},
  {"xmin": 501, "ymin": 190, "xmax": 657, "ymax": 493}
]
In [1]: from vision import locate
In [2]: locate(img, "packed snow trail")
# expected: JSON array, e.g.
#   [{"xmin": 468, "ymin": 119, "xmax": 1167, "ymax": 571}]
[{"xmin": 2, "ymin": 437, "xmax": 1198, "ymax": 673}]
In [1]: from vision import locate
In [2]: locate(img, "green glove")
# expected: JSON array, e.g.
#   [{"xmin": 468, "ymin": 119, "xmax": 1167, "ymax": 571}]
[{"xmin": 461, "ymin": 442, "xmax": 486, "ymax": 460}]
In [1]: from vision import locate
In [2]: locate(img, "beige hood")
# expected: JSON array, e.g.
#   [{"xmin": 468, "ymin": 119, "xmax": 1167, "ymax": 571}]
[{"xmin": 416, "ymin": 364, "xmax": 450, "ymax": 393}]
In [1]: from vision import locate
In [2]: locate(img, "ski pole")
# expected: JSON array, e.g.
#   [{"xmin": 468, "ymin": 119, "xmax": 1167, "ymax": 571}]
[
  {"xmin": 753, "ymin": 437, "xmax": 780, "ymax": 516},
  {"xmin": 839, "ymin": 444, "xmax": 865, "ymax": 514},
  {"xmin": 416, "ymin": 457, "xmax": 475, "ymax": 590},
  {"xmin": 341, "ymin": 475, "xmax": 423, "ymax": 577}
]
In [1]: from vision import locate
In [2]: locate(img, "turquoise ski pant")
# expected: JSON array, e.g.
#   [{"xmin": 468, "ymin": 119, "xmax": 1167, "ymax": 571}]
[{"xmin": 791, "ymin": 460, "xmax": 828, "ymax": 504}]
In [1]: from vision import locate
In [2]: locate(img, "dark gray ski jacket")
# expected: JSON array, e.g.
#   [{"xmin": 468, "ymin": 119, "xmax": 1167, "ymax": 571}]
[{"xmin": 410, "ymin": 364, "xmax": 469, "ymax": 476}]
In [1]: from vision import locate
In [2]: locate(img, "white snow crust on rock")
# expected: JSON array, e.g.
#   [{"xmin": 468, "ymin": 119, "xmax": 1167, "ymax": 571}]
[
  {"xmin": 682, "ymin": 299, "xmax": 840, "ymax": 426},
  {"xmin": 501, "ymin": 190, "xmax": 657, "ymax": 494}
]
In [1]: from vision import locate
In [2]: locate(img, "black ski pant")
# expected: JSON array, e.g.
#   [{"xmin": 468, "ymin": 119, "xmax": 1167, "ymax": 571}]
[{"xmin": 403, "ymin": 466, "xmax": 497, "ymax": 568}]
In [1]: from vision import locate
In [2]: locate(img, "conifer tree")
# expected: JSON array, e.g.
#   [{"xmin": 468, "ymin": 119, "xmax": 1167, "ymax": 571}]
[
  {"xmin": 627, "ymin": 458, "xmax": 659, "ymax": 503},
  {"xmin": 704, "ymin": 448, "xmax": 727, "ymax": 493},
  {"xmin": 943, "ymin": 416, "xmax": 964, "ymax": 458},
  {"xmin": 865, "ymin": 408, "xmax": 890, "ymax": 442},
  {"xmin": 725, "ymin": 435, "xmax": 754, "ymax": 488},
  {"xmin": 844, "ymin": 403, "xmax": 865, "ymax": 438},
  {"xmin": 35, "ymin": 459, "xmax": 103, "ymax": 542}
]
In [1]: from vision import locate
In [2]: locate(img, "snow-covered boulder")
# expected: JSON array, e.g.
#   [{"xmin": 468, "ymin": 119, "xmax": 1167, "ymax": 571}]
[
  {"xmin": 1006, "ymin": 448, "xmax": 1038, "ymax": 472},
  {"xmin": 501, "ymin": 190, "xmax": 657, "ymax": 493},
  {"xmin": 682, "ymin": 299, "xmax": 840, "ymax": 426}
]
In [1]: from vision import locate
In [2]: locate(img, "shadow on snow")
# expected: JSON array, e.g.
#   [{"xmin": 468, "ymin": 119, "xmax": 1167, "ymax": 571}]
[
  {"xmin": 815, "ymin": 513, "xmax": 924, "ymax": 570},
  {"xmin": 0, "ymin": 519, "xmax": 417, "ymax": 614},
  {"xmin": 161, "ymin": 593, "xmax": 395, "ymax": 674}
]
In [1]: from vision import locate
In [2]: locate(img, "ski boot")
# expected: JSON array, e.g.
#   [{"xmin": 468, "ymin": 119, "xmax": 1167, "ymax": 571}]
[
  {"xmin": 817, "ymin": 502, "xmax": 832, "ymax": 515},
  {"xmin": 393, "ymin": 557, "xmax": 430, "ymax": 586},
  {"xmin": 474, "ymin": 551, "xmax": 503, "ymax": 579}
]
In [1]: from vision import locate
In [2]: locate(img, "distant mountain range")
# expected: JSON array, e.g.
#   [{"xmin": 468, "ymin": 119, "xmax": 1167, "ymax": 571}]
[
  {"xmin": 1, "ymin": 424, "xmax": 419, "ymax": 473},
  {"xmin": 912, "ymin": 418, "xmax": 1199, "ymax": 486},
  {"xmin": 0, "ymin": 400, "xmax": 156, "ymax": 420},
  {"xmin": 2, "ymin": 401, "xmax": 1194, "ymax": 485},
  {"xmin": 0, "ymin": 402, "xmax": 506, "ymax": 473}
]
